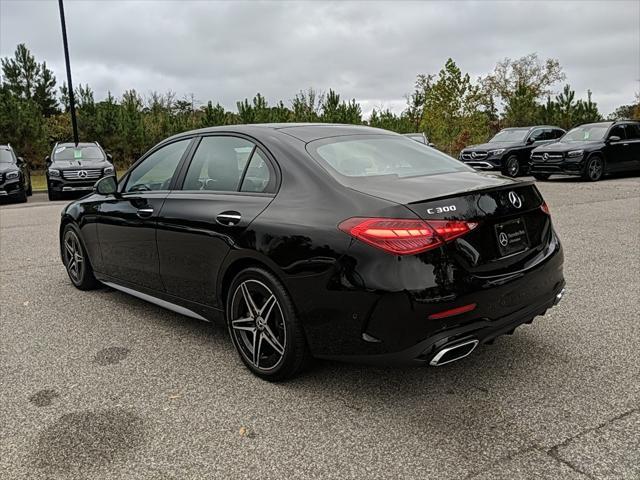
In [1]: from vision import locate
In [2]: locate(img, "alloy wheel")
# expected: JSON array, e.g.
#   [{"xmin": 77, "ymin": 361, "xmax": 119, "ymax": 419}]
[
  {"xmin": 63, "ymin": 230, "xmax": 85, "ymax": 283},
  {"xmin": 507, "ymin": 157, "xmax": 519, "ymax": 177},
  {"xmin": 588, "ymin": 158, "xmax": 603, "ymax": 181},
  {"xmin": 230, "ymin": 279, "xmax": 286, "ymax": 371}
]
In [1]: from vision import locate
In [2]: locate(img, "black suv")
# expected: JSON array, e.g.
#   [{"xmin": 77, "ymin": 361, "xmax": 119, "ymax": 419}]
[
  {"xmin": 0, "ymin": 144, "xmax": 32, "ymax": 203},
  {"xmin": 46, "ymin": 142, "xmax": 114, "ymax": 200},
  {"xmin": 459, "ymin": 126, "xmax": 565, "ymax": 177},
  {"xmin": 530, "ymin": 120, "xmax": 640, "ymax": 181}
]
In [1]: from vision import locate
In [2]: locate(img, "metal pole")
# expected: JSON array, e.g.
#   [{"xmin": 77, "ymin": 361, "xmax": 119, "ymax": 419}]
[{"xmin": 58, "ymin": 0, "xmax": 79, "ymax": 146}]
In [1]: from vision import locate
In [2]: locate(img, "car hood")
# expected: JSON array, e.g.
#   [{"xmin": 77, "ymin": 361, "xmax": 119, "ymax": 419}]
[
  {"xmin": 50, "ymin": 159, "xmax": 108, "ymax": 169},
  {"xmin": 463, "ymin": 142, "xmax": 521, "ymax": 151},
  {"xmin": 342, "ymin": 170, "xmax": 527, "ymax": 205},
  {"xmin": 0, "ymin": 163, "xmax": 19, "ymax": 173},
  {"xmin": 533, "ymin": 141, "xmax": 601, "ymax": 153}
]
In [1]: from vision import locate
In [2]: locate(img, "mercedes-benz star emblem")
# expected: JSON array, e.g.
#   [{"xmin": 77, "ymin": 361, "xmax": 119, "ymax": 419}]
[
  {"xmin": 543, "ymin": 153, "xmax": 549, "ymax": 161},
  {"xmin": 508, "ymin": 191, "xmax": 522, "ymax": 209},
  {"xmin": 77, "ymin": 170, "xmax": 88, "ymax": 178},
  {"xmin": 499, "ymin": 232, "xmax": 509, "ymax": 247},
  {"xmin": 471, "ymin": 151, "xmax": 477, "ymax": 159}
]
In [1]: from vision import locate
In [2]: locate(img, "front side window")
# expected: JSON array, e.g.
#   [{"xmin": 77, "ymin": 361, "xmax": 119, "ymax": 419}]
[
  {"xmin": 608, "ymin": 125, "xmax": 627, "ymax": 140},
  {"xmin": 182, "ymin": 136, "xmax": 255, "ymax": 192},
  {"xmin": 125, "ymin": 139, "xmax": 191, "ymax": 192},
  {"xmin": 528, "ymin": 129, "xmax": 545, "ymax": 142},
  {"xmin": 308, "ymin": 135, "xmax": 471, "ymax": 181}
]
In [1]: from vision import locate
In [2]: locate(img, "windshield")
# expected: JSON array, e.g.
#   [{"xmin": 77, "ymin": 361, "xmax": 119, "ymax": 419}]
[
  {"xmin": 308, "ymin": 135, "xmax": 471, "ymax": 180},
  {"xmin": 0, "ymin": 149, "xmax": 15, "ymax": 163},
  {"xmin": 489, "ymin": 129, "xmax": 529, "ymax": 143},
  {"xmin": 561, "ymin": 124, "xmax": 609, "ymax": 142},
  {"xmin": 53, "ymin": 145, "xmax": 104, "ymax": 161}
]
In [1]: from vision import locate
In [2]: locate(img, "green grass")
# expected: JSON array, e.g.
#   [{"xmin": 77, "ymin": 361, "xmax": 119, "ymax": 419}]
[{"xmin": 30, "ymin": 171, "xmax": 126, "ymax": 192}]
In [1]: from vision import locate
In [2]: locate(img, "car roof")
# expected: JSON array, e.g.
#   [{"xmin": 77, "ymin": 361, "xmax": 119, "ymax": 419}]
[
  {"xmin": 502, "ymin": 125, "xmax": 562, "ymax": 131},
  {"xmin": 170, "ymin": 123, "xmax": 396, "ymax": 143}
]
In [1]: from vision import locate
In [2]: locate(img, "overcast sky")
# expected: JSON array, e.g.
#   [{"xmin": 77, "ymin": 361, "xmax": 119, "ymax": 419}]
[{"xmin": 1, "ymin": 0, "xmax": 638, "ymax": 117}]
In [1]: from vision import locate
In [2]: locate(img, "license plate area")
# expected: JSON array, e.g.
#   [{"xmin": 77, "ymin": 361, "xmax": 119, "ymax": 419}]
[{"xmin": 494, "ymin": 218, "xmax": 530, "ymax": 257}]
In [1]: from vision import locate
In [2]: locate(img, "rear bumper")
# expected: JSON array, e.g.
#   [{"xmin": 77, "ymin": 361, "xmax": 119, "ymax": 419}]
[{"xmin": 320, "ymin": 282, "xmax": 565, "ymax": 366}]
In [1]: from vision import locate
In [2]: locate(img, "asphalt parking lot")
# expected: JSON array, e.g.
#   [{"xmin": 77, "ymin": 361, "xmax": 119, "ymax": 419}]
[{"xmin": 1, "ymin": 176, "xmax": 639, "ymax": 480}]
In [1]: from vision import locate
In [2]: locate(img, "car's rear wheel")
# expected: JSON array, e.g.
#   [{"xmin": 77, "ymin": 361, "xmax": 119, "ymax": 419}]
[
  {"xmin": 533, "ymin": 173, "xmax": 551, "ymax": 181},
  {"xmin": 583, "ymin": 156, "xmax": 604, "ymax": 181},
  {"xmin": 503, "ymin": 155, "xmax": 520, "ymax": 177},
  {"xmin": 227, "ymin": 267, "xmax": 310, "ymax": 381},
  {"xmin": 62, "ymin": 225, "xmax": 99, "ymax": 290}
]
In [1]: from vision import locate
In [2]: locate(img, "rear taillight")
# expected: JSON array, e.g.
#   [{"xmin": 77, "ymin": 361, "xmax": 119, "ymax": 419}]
[
  {"xmin": 338, "ymin": 217, "xmax": 478, "ymax": 255},
  {"xmin": 541, "ymin": 201, "xmax": 550, "ymax": 215}
]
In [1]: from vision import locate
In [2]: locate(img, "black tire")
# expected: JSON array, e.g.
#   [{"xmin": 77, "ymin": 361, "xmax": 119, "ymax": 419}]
[
  {"xmin": 533, "ymin": 173, "xmax": 551, "ymax": 181},
  {"xmin": 61, "ymin": 224, "xmax": 100, "ymax": 290},
  {"xmin": 583, "ymin": 155, "xmax": 604, "ymax": 182},
  {"xmin": 26, "ymin": 178, "xmax": 32, "ymax": 196},
  {"xmin": 502, "ymin": 155, "xmax": 520, "ymax": 177},
  {"xmin": 226, "ymin": 267, "xmax": 310, "ymax": 381},
  {"xmin": 48, "ymin": 188, "xmax": 60, "ymax": 201},
  {"xmin": 16, "ymin": 189, "xmax": 27, "ymax": 203}
]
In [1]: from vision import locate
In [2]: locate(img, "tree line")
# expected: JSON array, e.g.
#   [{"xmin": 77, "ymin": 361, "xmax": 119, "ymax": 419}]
[{"xmin": 1, "ymin": 44, "xmax": 638, "ymax": 170}]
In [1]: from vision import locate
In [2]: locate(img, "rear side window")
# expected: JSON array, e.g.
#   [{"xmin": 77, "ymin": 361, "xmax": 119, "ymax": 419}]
[
  {"xmin": 240, "ymin": 150, "xmax": 272, "ymax": 193},
  {"xmin": 307, "ymin": 135, "xmax": 471, "ymax": 180},
  {"xmin": 624, "ymin": 124, "xmax": 640, "ymax": 139},
  {"xmin": 182, "ymin": 136, "xmax": 255, "ymax": 192},
  {"xmin": 551, "ymin": 129, "xmax": 564, "ymax": 139}
]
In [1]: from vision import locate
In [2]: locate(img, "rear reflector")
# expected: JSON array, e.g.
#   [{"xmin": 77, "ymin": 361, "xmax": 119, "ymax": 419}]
[
  {"xmin": 427, "ymin": 303, "xmax": 477, "ymax": 320},
  {"xmin": 338, "ymin": 217, "xmax": 478, "ymax": 255},
  {"xmin": 541, "ymin": 201, "xmax": 550, "ymax": 215}
]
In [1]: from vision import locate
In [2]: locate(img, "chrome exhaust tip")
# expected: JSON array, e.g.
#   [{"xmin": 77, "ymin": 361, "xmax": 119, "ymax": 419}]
[
  {"xmin": 429, "ymin": 339, "xmax": 479, "ymax": 366},
  {"xmin": 554, "ymin": 288, "xmax": 566, "ymax": 305}
]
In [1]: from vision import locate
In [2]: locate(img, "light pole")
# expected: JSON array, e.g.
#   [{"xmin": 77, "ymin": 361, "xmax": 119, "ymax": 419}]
[{"xmin": 58, "ymin": 0, "xmax": 79, "ymax": 146}]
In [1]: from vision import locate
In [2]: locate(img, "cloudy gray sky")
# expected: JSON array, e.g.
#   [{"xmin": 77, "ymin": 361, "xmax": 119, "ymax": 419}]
[{"xmin": 1, "ymin": 0, "xmax": 638, "ymax": 117}]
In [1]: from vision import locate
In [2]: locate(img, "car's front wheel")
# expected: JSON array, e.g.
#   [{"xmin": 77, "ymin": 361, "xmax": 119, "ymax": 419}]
[
  {"xmin": 227, "ymin": 267, "xmax": 310, "ymax": 381},
  {"xmin": 583, "ymin": 156, "xmax": 604, "ymax": 182},
  {"xmin": 503, "ymin": 155, "xmax": 520, "ymax": 177},
  {"xmin": 61, "ymin": 224, "xmax": 100, "ymax": 290}
]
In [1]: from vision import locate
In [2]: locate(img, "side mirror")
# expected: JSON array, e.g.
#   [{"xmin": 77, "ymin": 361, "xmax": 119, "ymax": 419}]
[
  {"xmin": 608, "ymin": 135, "xmax": 621, "ymax": 143},
  {"xmin": 428, "ymin": 142, "xmax": 436, "ymax": 148},
  {"xmin": 17, "ymin": 156, "xmax": 25, "ymax": 166},
  {"xmin": 45, "ymin": 155, "xmax": 51, "ymax": 164},
  {"xmin": 526, "ymin": 137, "xmax": 536, "ymax": 145},
  {"xmin": 106, "ymin": 153, "xmax": 113, "ymax": 163},
  {"xmin": 94, "ymin": 176, "xmax": 118, "ymax": 196}
]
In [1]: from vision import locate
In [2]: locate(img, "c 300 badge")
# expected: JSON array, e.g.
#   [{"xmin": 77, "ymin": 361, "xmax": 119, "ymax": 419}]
[{"xmin": 425, "ymin": 205, "xmax": 457, "ymax": 215}]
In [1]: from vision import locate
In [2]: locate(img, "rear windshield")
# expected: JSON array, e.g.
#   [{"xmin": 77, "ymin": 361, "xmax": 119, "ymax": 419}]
[
  {"xmin": 53, "ymin": 145, "xmax": 104, "ymax": 161},
  {"xmin": 307, "ymin": 135, "xmax": 470, "ymax": 181}
]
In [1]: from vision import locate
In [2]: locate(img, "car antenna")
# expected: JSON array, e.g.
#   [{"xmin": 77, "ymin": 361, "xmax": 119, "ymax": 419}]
[{"xmin": 58, "ymin": 0, "xmax": 79, "ymax": 147}]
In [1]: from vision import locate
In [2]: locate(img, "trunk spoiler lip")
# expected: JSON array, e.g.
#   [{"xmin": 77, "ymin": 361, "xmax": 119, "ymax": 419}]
[{"xmin": 406, "ymin": 179, "xmax": 536, "ymax": 206}]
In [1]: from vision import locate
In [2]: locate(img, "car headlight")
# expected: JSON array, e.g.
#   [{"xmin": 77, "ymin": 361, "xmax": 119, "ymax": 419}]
[
  {"xmin": 5, "ymin": 170, "xmax": 19, "ymax": 180},
  {"xmin": 567, "ymin": 150, "xmax": 584, "ymax": 158},
  {"xmin": 488, "ymin": 149, "xmax": 505, "ymax": 156},
  {"xmin": 104, "ymin": 166, "xmax": 115, "ymax": 175},
  {"xmin": 48, "ymin": 168, "xmax": 61, "ymax": 177}
]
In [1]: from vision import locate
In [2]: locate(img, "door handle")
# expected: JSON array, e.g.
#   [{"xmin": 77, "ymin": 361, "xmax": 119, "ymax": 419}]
[
  {"xmin": 136, "ymin": 207, "xmax": 154, "ymax": 218},
  {"xmin": 216, "ymin": 211, "xmax": 241, "ymax": 226},
  {"xmin": 623, "ymin": 143, "xmax": 629, "ymax": 146}
]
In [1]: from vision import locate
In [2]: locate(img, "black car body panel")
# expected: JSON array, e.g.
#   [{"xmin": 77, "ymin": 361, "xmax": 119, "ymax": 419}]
[
  {"xmin": 60, "ymin": 124, "xmax": 565, "ymax": 366},
  {"xmin": 0, "ymin": 145, "xmax": 31, "ymax": 201},
  {"xmin": 530, "ymin": 121, "xmax": 640, "ymax": 177},
  {"xmin": 47, "ymin": 142, "xmax": 114, "ymax": 197},
  {"xmin": 460, "ymin": 126, "xmax": 565, "ymax": 175}
]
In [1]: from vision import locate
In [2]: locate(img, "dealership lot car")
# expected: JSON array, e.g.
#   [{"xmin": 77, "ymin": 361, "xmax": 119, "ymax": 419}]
[
  {"xmin": 460, "ymin": 125, "xmax": 565, "ymax": 177},
  {"xmin": 0, "ymin": 144, "xmax": 32, "ymax": 202},
  {"xmin": 46, "ymin": 141, "xmax": 115, "ymax": 200},
  {"xmin": 59, "ymin": 124, "xmax": 565, "ymax": 380},
  {"xmin": 530, "ymin": 120, "xmax": 640, "ymax": 181}
]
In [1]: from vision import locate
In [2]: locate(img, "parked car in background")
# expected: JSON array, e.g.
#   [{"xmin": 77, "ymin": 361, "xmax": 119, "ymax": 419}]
[
  {"xmin": 403, "ymin": 133, "xmax": 435, "ymax": 147},
  {"xmin": 460, "ymin": 126, "xmax": 565, "ymax": 177},
  {"xmin": 46, "ymin": 142, "xmax": 114, "ymax": 200},
  {"xmin": 530, "ymin": 120, "xmax": 640, "ymax": 181},
  {"xmin": 58, "ymin": 124, "xmax": 565, "ymax": 381},
  {"xmin": 0, "ymin": 144, "xmax": 32, "ymax": 203}
]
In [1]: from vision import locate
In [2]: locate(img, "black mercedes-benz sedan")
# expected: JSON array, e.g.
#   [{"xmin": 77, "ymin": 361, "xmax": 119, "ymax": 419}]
[{"xmin": 59, "ymin": 124, "xmax": 565, "ymax": 380}]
